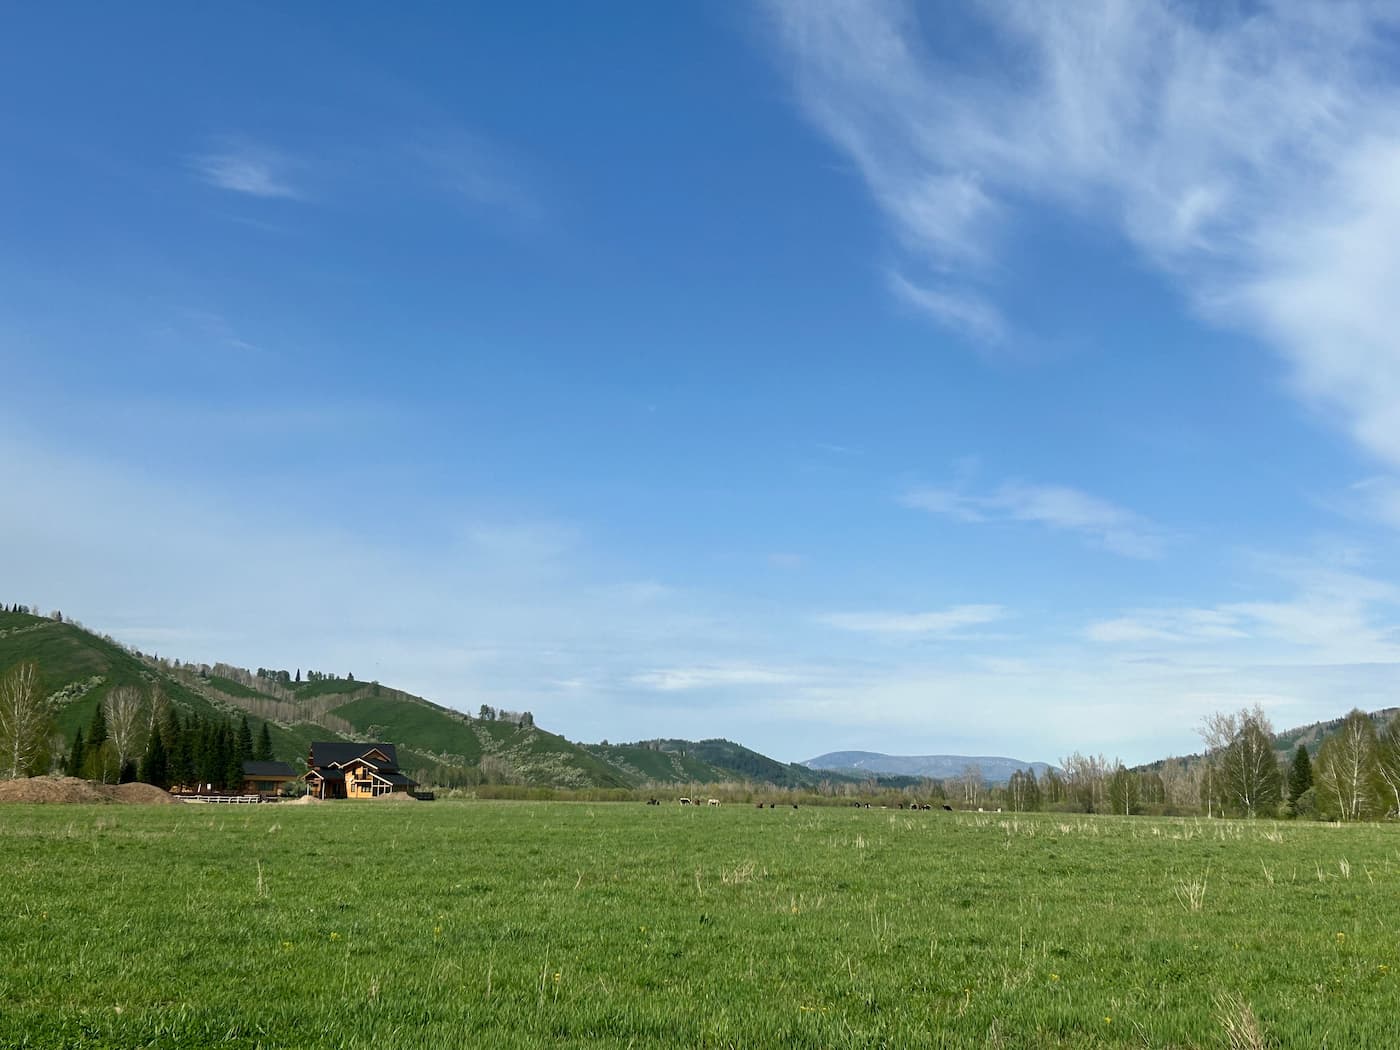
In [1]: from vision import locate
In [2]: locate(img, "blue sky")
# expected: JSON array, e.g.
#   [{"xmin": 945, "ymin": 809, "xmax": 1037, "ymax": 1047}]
[{"xmin": 6, "ymin": 2, "xmax": 1400, "ymax": 765}]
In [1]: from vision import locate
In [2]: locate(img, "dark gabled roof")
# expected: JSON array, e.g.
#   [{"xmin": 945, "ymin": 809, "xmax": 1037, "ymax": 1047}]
[
  {"xmin": 379, "ymin": 772, "xmax": 417, "ymax": 787},
  {"xmin": 308, "ymin": 742, "xmax": 400, "ymax": 770},
  {"xmin": 242, "ymin": 761, "xmax": 297, "ymax": 778},
  {"xmin": 305, "ymin": 767, "xmax": 345, "ymax": 781}
]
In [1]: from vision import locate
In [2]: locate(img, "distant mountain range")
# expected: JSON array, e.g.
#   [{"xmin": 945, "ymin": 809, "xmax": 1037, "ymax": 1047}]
[{"xmin": 803, "ymin": 751, "xmax": 1053, "ymax": 784}]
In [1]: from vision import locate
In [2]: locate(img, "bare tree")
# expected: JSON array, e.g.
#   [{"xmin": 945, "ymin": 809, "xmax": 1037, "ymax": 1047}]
[
  {"xmin": 1107, "ymin": 763, "xmax": 1142, "ymax": 815},
  {"xmin": 0, "ymin": 663, "xmax": 52, "ymax": 778},
  {"xmin": 1006, "ymin": 768, "xmax": 1041, "ymax": 812},
  {"xmin": 1158, "ymin": 758, "xmax": 1202, "ymax": 811},
  {"xmin": 104, "ymin": 687, "xmax": 147, "ymax": 772},
  {"xmin": 1374, "ymin": 713, "xmax": 1400, "ymax": 818},
  {"xmin": 1199, "ymin": 705, "xmax": 1281, "ymax": 817},
  {"xmin": 1059, "ymin": 752, "xmax": 1109, "ymax": 812},
  {"xmin": 1315, "ymin": 709, "xmax": 1380, "ymax": 822},
  {"xmin": 958, "ymin": 763, "xmax": 984, "ymax": 807},
  {"xmin": 145, "ymin": 683, "xmax": 169, "ymax": 742}
]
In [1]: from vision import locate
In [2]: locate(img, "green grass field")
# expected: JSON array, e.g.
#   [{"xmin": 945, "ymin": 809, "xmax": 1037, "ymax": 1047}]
[{"xmin": 1, "ymin": 802, "xmax": 1396, "ymax": 1048}]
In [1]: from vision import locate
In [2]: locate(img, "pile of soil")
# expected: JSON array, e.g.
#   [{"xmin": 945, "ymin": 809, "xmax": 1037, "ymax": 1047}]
[
  {"xmin": 289, "ymin": 794, "xmax": 324, "ymax": 805},
  {"xmin": 0, "ymin": 776, "xmax": 185, "ymax": 805},
  {"xmin": 110, "ymin": 782, "xmax": 183, "ymax": 805},
  {"xmin": 0, "ymin": 776, "xmax": 109, "ymax": 804},
  {"xmin": 374, "ymin": 792, "xmax": 420, "ymax": 802}
]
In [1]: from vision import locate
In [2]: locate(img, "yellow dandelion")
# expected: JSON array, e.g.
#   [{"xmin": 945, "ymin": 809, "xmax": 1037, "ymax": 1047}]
[
  {"xmin": 1379, "ymin": 964, "xmax": 1390, "ymax": 974},
  {"xmin": 1049, "ymin": 973, "xmax": 1060, "ymax": 982},
  {"xmin": 553, "ymin": 972, "xmax": 561, "ymax": 982},
  {"xmin": 329, "ymin": 932, "xmax": 341, "ymax": 941},
  {"xmin": 1103, "ymin": 1016, "xmax": 1112, "ymax": 1024},
  {"xmin": 434, "ymin": 926, "xmax": 442, "ymax": 938},
  {"xmin": 1336, "ymin": 932, "xmax": 1347, "ymax": 942}
]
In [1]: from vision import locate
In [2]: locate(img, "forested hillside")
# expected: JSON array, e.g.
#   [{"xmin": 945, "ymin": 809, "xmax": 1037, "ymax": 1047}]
[{"xmin": 0, "ymin": 607, "xmax": 865, "ymax": 791}]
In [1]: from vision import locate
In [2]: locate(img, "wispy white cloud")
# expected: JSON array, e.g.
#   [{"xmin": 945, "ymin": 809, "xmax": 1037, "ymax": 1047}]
[
  {"xmin": 409, "ymin": 129, "xmax": 543, "ymax": 226},
  {"xmin": 887, "ymin": 271, "xmax": 1006, "ymax": 346},
  {"xmin": 1086, "ymin": 609, "xmax": 1247, "ymax": 645},
  {"xmin": 630, "ymin": 665, "xmax": 806, "ymax": 692},
  {"xmin": 1087, "ymin": 562, "xmax": 1400, "ymax": 665},
  {"xmin": 903, "ymin": 480, "xmax": 1165, "ymax": 558},
  {"xmin": 820, "ymin": 604, "xmax": 1004, "ymax": 636},
  {"xmin": 190, "ymin": 139, "xmax": 302, "ymax": 199},
  {"xmin": 766, "ymin": 2, "xmax": 1400, "ymax": 467}
]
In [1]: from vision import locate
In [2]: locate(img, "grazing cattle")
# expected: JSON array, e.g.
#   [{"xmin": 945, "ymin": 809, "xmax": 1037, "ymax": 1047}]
[
  {"xmin": 791, "ymin": 803, "xmax": 798, "ymax": 809},
  {"xmin": 756, "ymin": 802, "xmax": 765, "ymax": 809},
  {"xmin": 769, "ymin": 802, "xmax": 776, "ymax": 808},
  {"xmin": 707, "ymin": 798, "xmax": 720, "ymax": 806},
  {"xmin": 679, "ymin": 797, "xmax": 693, "ymax": 806},
  {"xmin": 646, "ymin": 798, "xmax": 660, "ymax": 806},
  {"xmin": 942, "ymin": 804, "xmax": 953, "ymax": 811}
]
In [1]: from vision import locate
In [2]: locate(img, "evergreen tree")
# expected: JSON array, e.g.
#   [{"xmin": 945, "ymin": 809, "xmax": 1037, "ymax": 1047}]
[
  {"xmin": 236, "ymin": 716, "xmax": 254, "ymax": 764},
  {"xmin": 195, "ymin": 719, "xmax": 217, "ymax": 790},
  {"xmin": 139, "ymin": 725, "xmax": 168, "ymax": 789},
  {"xmin": 1287, "ymin": 745, "xmax": 1313, "ymax": 805},
  {"xmin": 223, "ymin": 723, "xmax": 243, "ymax": 791},
  {"xmin": 66, "ymin": 727, "xmax": 85, "ymax": 777},
  {"xmin": 255, "ymin": 722, "xmax": 273, "ymax": 763},
  {"xmin": 83, "ymin": 701, "xmax": 112, "ymax": 782},
  {"xmin": 295, "ymin": 669, "xmax": 301, "ymax": 684},
  {"xmin": 118, "ymin": 759, "xmax": 137, "ymax": 783},
  {"xmin": 85, "ymin": 702, "xmax": 108, "ymax": 752}
]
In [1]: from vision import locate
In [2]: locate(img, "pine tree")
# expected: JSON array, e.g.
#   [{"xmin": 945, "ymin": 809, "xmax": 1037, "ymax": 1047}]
[
  {"xmin": 85, "ymin": 702, "xmax": 108, "ymax": 751},
  {"xmin": 224, "ymin": 723, "xmax": 244, "ymax": 792},
  {"xmin": 255, "ymin": 722, "xmax": 274, "ymax": 763},
  {"xmin": 65, "ymin": 728, "xmax": 84, "ymax": 777},
  {"xmin": 1287, "ymin": 745, "xmax": 1313, "ymax": 805},
  {"xmin": 83, "ymin": 702, "xmax": 111, "ymax": 782},
  {"xmin": 236, "ymin": 716, "xmax": 254, "ymax": 764},
  {"xmin": 139, "ymin": 726, "xmax": 168, "ymax": 789}
]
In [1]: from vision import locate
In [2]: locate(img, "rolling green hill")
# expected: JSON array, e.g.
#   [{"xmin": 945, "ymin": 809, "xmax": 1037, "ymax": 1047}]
[{"xmin": 0, "ymin": 609, "xmax": 863, "ymax": 791}]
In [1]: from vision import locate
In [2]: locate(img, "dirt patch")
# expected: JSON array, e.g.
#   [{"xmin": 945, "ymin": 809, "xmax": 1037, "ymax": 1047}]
[
  {"xmin": 110, "ymin": 782, "xmax": 183, "ymax": 805},
  {"xmin": 0, "ymin": 776, "xmax": 112, "ymax": 804},
  {"xmin": 289, "ymin": 794, "xmax": 324, "ymax": 805},
  {"xmin": 0, "ymin": 776, "xmax": 185, "ymax": 805},
  {"xmin": 374, "ymin": 792, "xmax": 420, "ymax": 802}
]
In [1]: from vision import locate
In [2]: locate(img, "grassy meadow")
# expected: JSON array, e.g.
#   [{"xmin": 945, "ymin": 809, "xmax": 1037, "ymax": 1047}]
[{"xmin": 1, "ymin": 801, "xmax": 1397, "ymax": 1049}]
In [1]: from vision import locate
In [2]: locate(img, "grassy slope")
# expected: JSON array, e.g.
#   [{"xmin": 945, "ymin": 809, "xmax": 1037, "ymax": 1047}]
[
  {"xmin": 583, "ymin": 742, "xmax": 729, "ymax": 784},
  {"xmin": 290, "ymin": 677, "xmax": 365, "ymax": 699},
  {"xmin": 651, "ymin": 738, "xmax": 840, "ymax": 789},
  {"xmin": 2, "ymin": 803, "xmax": 1396, "ymax": 1049},
  {"xmin": 1, "ymin": 613, "xmax": 233, "ymax": 740},
  {"xmin": 0, "ymin": 613, "xmax": 326, "ymax": 770},
  {"xmin": 330, "ymin": 696, "xmax": 483, "ymax": 764},
  {"xmin": 204, "ymin": 675, "xmax": 268, "ymax": 699}
]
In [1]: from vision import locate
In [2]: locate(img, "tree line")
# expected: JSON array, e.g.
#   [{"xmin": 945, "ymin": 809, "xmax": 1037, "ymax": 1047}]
[
  {"xmin": 0, "ymin": 660, "xmax": 277, "ymax": 791},
  {"xmin": 255, "ymin": 667, "xmax": 355, "ymax": 685}
]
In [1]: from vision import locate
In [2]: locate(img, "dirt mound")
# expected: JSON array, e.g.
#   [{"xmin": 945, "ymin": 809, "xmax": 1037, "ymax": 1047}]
[
  {"xmin": 0, "ymin": 776, "xmax": 111, "ymax": 804},
  {"xmin": 110, "ymin": 782, "xmax": 183, "ymax": 805},
  {"xmin": 289, "ymin": 794, "xmax": 324, "ymax": 805},
  {"xmin": 374, "ymin": 792, "xmax": 420, "ymax": 802},
  {"xmin": 0, "ymin": 777, "xmax": 185, "ymax": 805}
]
